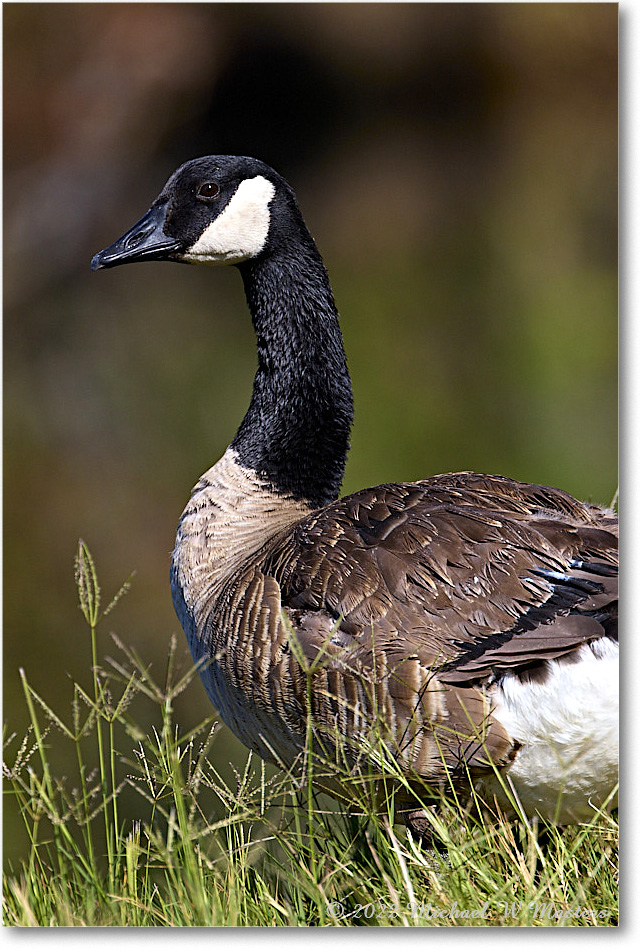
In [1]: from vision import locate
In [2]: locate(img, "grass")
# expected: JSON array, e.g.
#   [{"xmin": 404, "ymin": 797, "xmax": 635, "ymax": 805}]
[{"xmin": 3, "ymin": 542, "xmax": 618, "ymax": 927}]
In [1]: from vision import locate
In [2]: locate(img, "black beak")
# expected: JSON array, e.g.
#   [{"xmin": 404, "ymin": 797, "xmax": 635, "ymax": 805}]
[{"xmin": 91, "ymin": 203, "xmax": 182, "ymax": 271}]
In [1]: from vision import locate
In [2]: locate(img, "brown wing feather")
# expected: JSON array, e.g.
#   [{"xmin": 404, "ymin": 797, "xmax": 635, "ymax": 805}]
[
  {"xmin": 207, "ymin": 474, "xmax": 616, "ymax": 782},
  {"xmin": 267, "ymin": 476, "xmax": 616, "ymax": 653},
  {"xmin": 252, "ymin": 474, "xmax": 617, "ymax": 775}
]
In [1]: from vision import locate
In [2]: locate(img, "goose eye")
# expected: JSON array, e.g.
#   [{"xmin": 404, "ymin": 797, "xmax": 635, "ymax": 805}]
[{"xmin": 196, "ymin": 181, "xmax": 221, "ymax": 201}]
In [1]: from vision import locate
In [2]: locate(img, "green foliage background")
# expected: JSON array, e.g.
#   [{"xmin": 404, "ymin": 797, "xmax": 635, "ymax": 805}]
[{"xmin": 3, "ymin": 3, "xmax": 617, "ymax": 868}]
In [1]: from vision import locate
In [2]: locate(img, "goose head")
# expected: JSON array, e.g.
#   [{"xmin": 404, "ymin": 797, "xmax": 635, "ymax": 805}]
[{"xmin": 91, "ymin": 155, "xmax": 304, "ymax": 271}]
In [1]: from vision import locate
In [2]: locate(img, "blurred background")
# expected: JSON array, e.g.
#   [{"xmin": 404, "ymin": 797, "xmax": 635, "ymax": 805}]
[{"xmin": 3, "ymin": 3, "xmax": 617, "ymax": 866}]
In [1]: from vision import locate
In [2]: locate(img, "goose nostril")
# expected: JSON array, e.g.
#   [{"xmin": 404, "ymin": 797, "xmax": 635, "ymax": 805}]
[{"xmin": 125, "ymin": 226, "xmax": 152, "ymax": 249}]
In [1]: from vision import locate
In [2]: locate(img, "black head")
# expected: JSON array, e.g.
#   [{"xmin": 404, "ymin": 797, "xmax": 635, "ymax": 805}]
[{"xmin": 91, "ymin": 156, "xmax": 306, "ymax": 271}]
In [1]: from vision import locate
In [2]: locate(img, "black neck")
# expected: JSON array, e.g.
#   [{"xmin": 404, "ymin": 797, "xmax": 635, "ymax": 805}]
[{"xmin": 232, "ymin": 236, "xmax": 353, "ymax": 509}]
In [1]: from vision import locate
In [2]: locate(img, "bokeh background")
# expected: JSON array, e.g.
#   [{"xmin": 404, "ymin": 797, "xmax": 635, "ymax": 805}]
[{"xmin": 4, "ymin": 3, "xmax": 617, "ymax": 866}]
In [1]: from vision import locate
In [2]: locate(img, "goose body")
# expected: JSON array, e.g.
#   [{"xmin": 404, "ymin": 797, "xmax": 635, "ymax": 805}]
[{"xmin": 92, "ymin": 156, "xmax": 618, "ymax": 824}]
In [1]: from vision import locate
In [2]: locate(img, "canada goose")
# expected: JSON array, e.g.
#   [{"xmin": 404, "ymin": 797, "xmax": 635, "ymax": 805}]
[{"xmin": 92, "ymin": 155, "xmax": 618, "ymax": 829}]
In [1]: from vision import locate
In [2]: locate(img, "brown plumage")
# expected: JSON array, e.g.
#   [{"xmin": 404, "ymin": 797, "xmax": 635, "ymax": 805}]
[
  {"xmin": 92, "ymin": 155, "xmax": 618, "ymax": 827},
  {"xmin": 198, "ymin": 471, "xmax": 617, "ymax": 797}
]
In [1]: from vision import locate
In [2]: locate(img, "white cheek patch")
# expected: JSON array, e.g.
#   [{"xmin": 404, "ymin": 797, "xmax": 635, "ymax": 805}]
[{"xmin": 183, "ymin": 175, "xmax": 275, "ymax": 264}]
